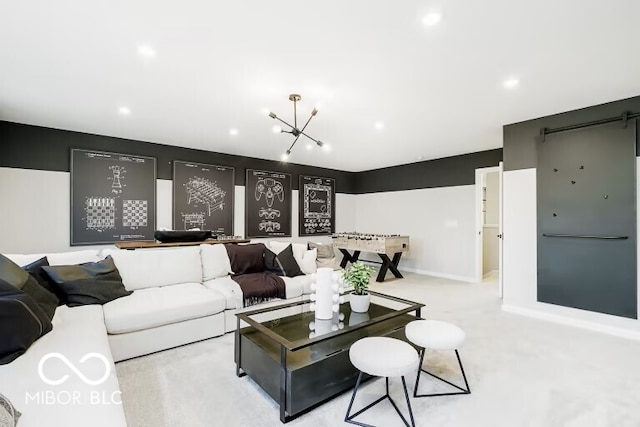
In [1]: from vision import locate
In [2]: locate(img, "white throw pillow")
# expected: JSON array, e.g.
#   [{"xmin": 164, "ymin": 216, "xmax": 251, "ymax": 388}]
[
  {"xmin": 297, "ymin": 247, "xmax": 317, "ymax": 275},
  {"xmin": 3, "ymin": 253, "xmax": 46, "ymax": 266},
  {"xmin": 200, "ymin": 244, "xmax": 233, "ymax": 280}
]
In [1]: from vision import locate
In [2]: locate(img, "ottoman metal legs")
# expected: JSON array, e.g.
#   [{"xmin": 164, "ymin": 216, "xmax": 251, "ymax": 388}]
[
  {"xmin": 405, "ymin": 320, "xmax": 471, "ymax": 399},
  {"xmin": 345, "ymin": 372, "xmax": 415, "ymax": 427},
  {"xmin": 414, "ymin": 348, "xmax": 470, "ymax": 397},
  {"xmin": 346, "ymin": 337, "xmax": 419, "ymax": 427}
]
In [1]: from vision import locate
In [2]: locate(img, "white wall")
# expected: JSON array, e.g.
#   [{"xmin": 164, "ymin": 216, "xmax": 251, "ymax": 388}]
[
  {"xmin": 354, "ymin": 185, "xmax": 477, "ymax": 281},
  {"xmin": 502, "ymin": 165, "xmax": 640, "ymax": 340},
  {"xmin": 0, "ymin": 167, "xmax": 357, "ymax": 254}
]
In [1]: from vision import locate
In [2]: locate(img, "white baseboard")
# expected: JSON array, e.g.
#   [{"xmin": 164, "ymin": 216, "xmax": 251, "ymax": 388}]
[
  {"xmin": 502, "ymin": 304, "xmax": 640, "ymax": 342},
  {"xmin": 402, "ymin": 267, "xmax": 475, "ymax": 283}
]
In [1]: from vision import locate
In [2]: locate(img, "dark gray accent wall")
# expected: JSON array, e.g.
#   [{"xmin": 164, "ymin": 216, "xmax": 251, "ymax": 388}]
[
  {"xmin": 504, "ymin": 95, "xmax": 640, "ymax": 170},
  {"xmin": 0, "ymin": 121, "xmax": 357, "ymax": 193},
  {"xmin": 0, "ymin": 120, "xmax": 503, "ymax": 194},
  {"xmin": 355, "ymin": 149, "xmax": 503, "ymax": 194}
]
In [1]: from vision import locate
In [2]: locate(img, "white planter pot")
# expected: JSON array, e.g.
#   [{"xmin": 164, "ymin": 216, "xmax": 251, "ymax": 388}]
[{"xmin": 349, "ymin": 293, "xmax": 371, "ymax": 313}]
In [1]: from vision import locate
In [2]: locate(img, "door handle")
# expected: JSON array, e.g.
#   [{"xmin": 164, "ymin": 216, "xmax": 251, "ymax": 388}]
[
  {"xmin": 497, "ymin": 234, "xmax": 503, "ymax": 239},
  {"xmin": 542, "ymin": 233, "xmax": 628, "ymax": 240}
]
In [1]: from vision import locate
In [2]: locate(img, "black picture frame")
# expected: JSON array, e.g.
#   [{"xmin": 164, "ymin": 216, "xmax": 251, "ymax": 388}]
[
  {"xmin": 172, "ymin": 161, "xmax": 235, "ymax": 235},
  {"xmin": 245, "ymin": 169, "xmax": 292, "ymax": 238},
  {"xmin": 70, "ymin": 148, "xmax": 156, "ymax": 245},
  {"xmin": 298, "ymin": 175, "xmax": 336, "ymax": 236}
]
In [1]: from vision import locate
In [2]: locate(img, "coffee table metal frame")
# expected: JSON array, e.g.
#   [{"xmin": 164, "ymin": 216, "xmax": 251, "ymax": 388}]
[{"xmin": 235, "ymin": 291, "xmax": 424, "ymax": 423}]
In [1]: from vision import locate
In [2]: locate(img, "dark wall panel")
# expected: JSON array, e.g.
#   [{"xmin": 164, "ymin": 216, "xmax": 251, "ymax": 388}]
[
  {"xmin": 0, "ymin": 121, "xmax": 357, "ymax": 193},
  {"xmin": 504, "ymin": 95, "xmax": 640, "ymax": 171},
  {"xmin": 355, "ymin": 149, "xmax": 503, "ymax": 194},
  {"xmin": 0, "ymin": 121, "xmax": 504, "ymax": 194}
]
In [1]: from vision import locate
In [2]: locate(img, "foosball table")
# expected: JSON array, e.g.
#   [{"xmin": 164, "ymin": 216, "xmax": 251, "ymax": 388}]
[{"xmin": 331, "ymin": 233, "xmax": 410, "ymax": 282}]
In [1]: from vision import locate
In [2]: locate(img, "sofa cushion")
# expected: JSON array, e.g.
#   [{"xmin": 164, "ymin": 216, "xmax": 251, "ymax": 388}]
[
  {"xmin": 225, "ymin": 243, "xmax": 265, "ymax": 275},
  {"xmin": 203, "ymin": 276, "xmax": 243, "ymax": 310},
  {"xmin": 47, "ymin": 250, "xmax": 101, "ymax": 266},
  {"xmin": 200, "ymin": 244, "xmax": 233, "ymax": 280},
  {"xmin": 0, "ymin": 305, "xmax": 127, "ymax": 426},
  {"xmin": 281, "ymin": 275, "xmax": 312, "ymax": 299},
  {"xmin": 102, "ymin": 283, "xmax": 226, "ymax": 334},
  {"xmin": 109, "ymin": 247, "xmax": 203, "ymax": 291},
  {"xmin": 42, "ymin": 257, "xmax": 132, "ymax": 307}
]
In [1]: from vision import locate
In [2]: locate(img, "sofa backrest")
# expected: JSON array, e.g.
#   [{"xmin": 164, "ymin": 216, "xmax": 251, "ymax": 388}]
[
  {"xmin": 200, "ymin": 244, "xmax": 233, "ymax": 281},
  {"xmin": 109, "ymin": 247, "xmax": 203, "ymax": 290},
  {"xmin": 3, "ymin": 250, "xmax": 101, "ymax": 267}
]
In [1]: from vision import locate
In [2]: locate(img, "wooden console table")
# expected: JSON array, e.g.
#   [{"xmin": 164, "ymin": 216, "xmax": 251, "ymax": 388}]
[
  {"xmin": 115, "ymin": 239, "xmax": 250, "ymax": 250},
  {"xmin": 332, "ymin": 234, "xmax": 410, "ymax": 282}
]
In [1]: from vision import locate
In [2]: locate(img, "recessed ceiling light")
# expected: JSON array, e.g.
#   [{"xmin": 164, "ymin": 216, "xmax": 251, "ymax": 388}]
[
  {"xmin": 137, "ymin": 45, "xmax": 156, "ymax": 57},
  {"xmin": 503, "ymin": 77, "xmax": 520, "ymax": 89},
  {"xmin": 118, "ymin": 107, "xmax": 131, "ymax": 116},
  {"xmin": 375, "ymin": 121, "xmax": 385, "ymax": 131},
  {"xmin": 423, "ymin": 13, "xmax": 442, "ymax": 26},
  {"xmin": 229, "ymin": 128, "xmax": 239, "ymax": 136}
]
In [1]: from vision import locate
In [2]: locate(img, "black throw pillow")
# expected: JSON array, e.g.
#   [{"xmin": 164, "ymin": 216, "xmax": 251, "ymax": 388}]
[
  {"xmin": 225, "ymin": 243, "xmax": 266, "ymax": 275},
  {"xmin": 0, "ymin": 254, "xmax": 29, "ymax": 290},
  {"xmin": 0, "ymin": 254, "xmax": 59, "ymax": 320},
  {"xmin": 0, "ymin": 280, "xmax": 53, "ymax": 365},
  {"xmin": 264, "ymin": 248, "xmax": 285, "ymax": 275},
  {"xmin": 23, "ymin": 257, "xmax": 58, "ymax": 294},
  {"xmin": 266, "ymin": 244, "xmax": 304, "ymax": 278},
  {"xmin": 21, "ymin": 275, "xmax": 58, "ymax": 321},
  {"xmin": 42, "ymin": 256, "xmax": 132, "ymax": 307}
]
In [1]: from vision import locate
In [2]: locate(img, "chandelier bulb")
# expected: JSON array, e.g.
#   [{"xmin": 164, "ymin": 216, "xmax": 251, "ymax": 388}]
[
  {"xmin": 311, "ymin": 107, "xmax": 318, "ymax": 116},
  {"xmin": 316, "ymin": 141, "xmax": 324, "ymax": 148},
  {"xmin": 306, "ymin": 142, "xmax": 313, "ymax": 150},
  {"xmin": 268, "ymin": 112, "xmax": 277, "ymax": 119},
  {"xmin": 272, "ymin": 125, "xmax": 282, "ymax": 134},
  {"xmin": 281, "ymin": 152, "xmax": 289, "ymax": 162}
]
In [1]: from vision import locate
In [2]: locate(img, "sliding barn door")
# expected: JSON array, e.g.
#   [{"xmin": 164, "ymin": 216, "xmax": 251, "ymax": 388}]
[{"xmin": 537, "ymin": 121, "xmax": 637, "ymax": 319}]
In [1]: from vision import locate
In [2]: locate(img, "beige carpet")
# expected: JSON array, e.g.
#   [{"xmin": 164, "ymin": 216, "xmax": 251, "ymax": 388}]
[{"xmin": 116, "ymin": 274, "xmax": 640, "ymax": 427}]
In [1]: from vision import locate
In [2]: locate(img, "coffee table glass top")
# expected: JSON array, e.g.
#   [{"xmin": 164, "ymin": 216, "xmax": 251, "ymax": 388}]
[{"xmin": 235, "ymin": 291, "xmax": 424, "ymax": 351}]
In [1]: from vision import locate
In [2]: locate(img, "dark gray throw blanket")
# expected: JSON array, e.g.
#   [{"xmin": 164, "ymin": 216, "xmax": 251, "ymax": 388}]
[{"xmin": 231, "ymin": 272, "xmax": 286, "ymax": 307}]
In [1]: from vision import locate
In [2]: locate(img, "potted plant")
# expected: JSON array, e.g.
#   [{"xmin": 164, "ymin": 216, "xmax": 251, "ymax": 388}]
[{"xmin": 342, "ymin": 261, "xmax": 374, "ymax": 312}]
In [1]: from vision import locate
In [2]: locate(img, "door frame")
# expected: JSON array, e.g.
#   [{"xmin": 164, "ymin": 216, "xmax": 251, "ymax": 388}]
[{"xmin": 474, "ymin": 165, "xmax": 502, "ymax": 289}]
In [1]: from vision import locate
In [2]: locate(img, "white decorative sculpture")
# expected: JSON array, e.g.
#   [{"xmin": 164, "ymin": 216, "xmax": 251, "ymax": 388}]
[{"xmin": 309, "ymin": 267, "xmax": 344, "ymax": 320}]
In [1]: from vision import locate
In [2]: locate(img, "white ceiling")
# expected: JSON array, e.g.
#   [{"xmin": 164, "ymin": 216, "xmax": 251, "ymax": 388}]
[{"xmin": 1, "ymin": 1, "xmax": 640, "ymax": 172}]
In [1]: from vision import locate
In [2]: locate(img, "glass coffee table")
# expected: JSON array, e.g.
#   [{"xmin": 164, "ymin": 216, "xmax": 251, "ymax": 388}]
[{"xmin": 234, "ymin": 291, "xmax": 424, "ymax": 423}]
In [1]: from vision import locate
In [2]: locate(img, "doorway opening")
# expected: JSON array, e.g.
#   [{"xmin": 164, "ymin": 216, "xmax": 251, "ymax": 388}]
[{"xmin": 475, "ymin": 164, "xmax": 503, "ymax": 297}]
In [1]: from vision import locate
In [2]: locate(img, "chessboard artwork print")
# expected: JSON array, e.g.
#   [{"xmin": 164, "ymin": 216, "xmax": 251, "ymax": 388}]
[
  {"xmin": 71, "ymin": 149, "xmax": 156, "ymax": 245},
  {"xmin": 172, "ymin": 161, "xmax": 235, "ymax": 235},
  {"xmin": 85, "ymin": 197, "xmax": 116, "ymax": 231},
  {"xmin": 299, "ymin": 175, "xmax": 336, "ymax": 236},
  {"xmin": 245, "ymin": 169, "xmax": 291, "ymax": 238},
  {"xmin": 123, "ymin": 200, "xmax": 148, "ymax": 227}
]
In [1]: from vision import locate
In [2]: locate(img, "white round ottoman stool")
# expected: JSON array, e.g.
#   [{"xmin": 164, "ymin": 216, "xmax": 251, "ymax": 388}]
[
  {"xmin": 345, "ymin": 337, "xmax": 418, "ymax": 427},
  {"xmin": 405, "ymin": 320, "xmax": 470, "ymax": 398}
]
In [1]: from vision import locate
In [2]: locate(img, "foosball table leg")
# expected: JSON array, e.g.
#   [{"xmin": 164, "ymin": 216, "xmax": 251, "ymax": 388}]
[{"xmin": 376, "ymin": 252, "xmax": 404, "ymax": 282}]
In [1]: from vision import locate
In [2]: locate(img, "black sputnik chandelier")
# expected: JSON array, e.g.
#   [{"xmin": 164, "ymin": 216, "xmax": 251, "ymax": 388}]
[{"xmin": 268, "ymin": 94, "xmax": 330, "ymax": 161}]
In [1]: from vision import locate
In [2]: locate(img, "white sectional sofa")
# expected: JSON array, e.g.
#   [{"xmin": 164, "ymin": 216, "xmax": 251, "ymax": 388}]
[{"xmin": 0, "ymin": 241, "xmax": 317, "ymax": 427}]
